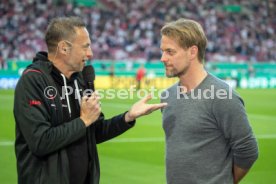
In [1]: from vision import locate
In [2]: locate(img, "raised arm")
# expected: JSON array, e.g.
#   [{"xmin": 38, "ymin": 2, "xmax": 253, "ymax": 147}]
[{"xmin": 94, "ymin": 94, "xmax": 167, "ymax": 143}]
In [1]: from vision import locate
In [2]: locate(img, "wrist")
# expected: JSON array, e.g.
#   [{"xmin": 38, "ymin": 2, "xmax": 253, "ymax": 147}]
[
  {"xmin": 80, "ymin": 116, "xmax": 89, "ymax": 127},
  {"xmin": 125, "ymin": 111, "xmax": 135, "ymax": 123}
]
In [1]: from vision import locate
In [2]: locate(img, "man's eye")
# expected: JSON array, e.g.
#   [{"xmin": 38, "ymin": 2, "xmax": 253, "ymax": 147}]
[{"xmin": 168, "ymin": 51, "xmax": 174, "ymax": 55}]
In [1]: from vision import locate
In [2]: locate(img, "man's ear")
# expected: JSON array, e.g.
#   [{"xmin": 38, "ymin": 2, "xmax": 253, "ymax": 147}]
[
  {"xmin": 189, "ymin": 45, "xmax": 198, "ymax": 60},
  {"xmin": 58, "ymin": 41, "xmax": 69, "ymax": 54}
]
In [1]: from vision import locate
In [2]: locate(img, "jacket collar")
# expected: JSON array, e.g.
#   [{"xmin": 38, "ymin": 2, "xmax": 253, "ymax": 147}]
[{"xmin": 29, "ymin": 51, "xmax": 85, "ymax": 87}]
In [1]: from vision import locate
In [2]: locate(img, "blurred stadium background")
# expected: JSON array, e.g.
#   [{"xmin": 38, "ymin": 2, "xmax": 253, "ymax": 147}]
[{"xmin": 0, "ymin": 0, "xmax": 276, "ymax": 183}]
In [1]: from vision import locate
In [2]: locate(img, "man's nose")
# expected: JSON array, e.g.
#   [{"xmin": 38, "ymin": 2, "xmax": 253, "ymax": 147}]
[
  {"xmin": 87, "ymin": 48, "xmax": 93, "ymax": 60},
  {"xmin": 160, "ymin": 53, "xmax": 168, "ymax": 63}
]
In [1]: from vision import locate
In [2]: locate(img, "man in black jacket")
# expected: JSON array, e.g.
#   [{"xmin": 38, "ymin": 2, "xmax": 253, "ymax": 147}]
[{"xmin": 13, "ymin": 16, "xmax": 167, "ymax": 184}]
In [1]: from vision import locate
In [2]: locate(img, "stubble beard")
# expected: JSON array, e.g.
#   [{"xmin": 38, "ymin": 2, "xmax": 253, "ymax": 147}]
[{"xmin": 166, "ymin": 65, "xmax": 190, "ymax": 78}]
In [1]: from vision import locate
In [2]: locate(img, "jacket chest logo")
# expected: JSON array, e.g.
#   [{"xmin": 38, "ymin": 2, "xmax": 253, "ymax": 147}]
[{"xmin": 29, "ymin": 100, "xmax": 42, "ymax": 106}]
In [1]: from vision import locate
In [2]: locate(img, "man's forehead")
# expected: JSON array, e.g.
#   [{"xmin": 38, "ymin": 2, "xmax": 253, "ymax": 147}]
[
  {"xmin": 73, "ymin": 28, "xmax": 91, "ymax": 42},
  {"xmin": 74, "ymin": 27, "xmax": 90, "ymax": 37},
  {"xmin": 160, "ymin": 36, "xmax": 178, "ymax": 49}
]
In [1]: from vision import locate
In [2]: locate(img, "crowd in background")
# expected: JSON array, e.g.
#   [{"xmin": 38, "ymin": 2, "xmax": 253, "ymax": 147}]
[{"xmin": 0, "ymin": 0, "xmax": 275, "ymax": 69}]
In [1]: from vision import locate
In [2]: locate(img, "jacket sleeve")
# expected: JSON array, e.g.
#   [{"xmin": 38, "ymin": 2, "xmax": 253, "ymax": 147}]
[
  {"xmin": 212, "ymin": 90, "xmax": 259, "ymax": 169},
  {"xmin": 94, "ymin": 112, "xmax": 135, "ymax": 144},
  {"xmin": 14, "ymin": 71, "xmax": 86, "ymax": 157}
]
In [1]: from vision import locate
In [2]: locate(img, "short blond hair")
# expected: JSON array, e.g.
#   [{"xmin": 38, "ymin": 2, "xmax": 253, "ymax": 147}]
[{"xmin": 161, "ymin": 18, "xmax": 207, "ymax": 63}]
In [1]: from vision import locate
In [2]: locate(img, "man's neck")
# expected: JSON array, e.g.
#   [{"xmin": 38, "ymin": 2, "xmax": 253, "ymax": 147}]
[
  {"xmin": 179, "ymin": 63, "xmax": 207, "ymax": 92},
  {"xmin": 48, "ymin": 53, "xmax": 72, "ymax": 78}
]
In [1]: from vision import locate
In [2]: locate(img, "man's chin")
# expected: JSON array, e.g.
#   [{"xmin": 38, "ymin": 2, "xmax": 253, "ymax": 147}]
[
  {"xmin": 80, "ymin": 64, "xmax": 85, "ymax": 71},
  {"xmin": 166, "ymin": 72, "xmax": 176, "ymax": 78}
]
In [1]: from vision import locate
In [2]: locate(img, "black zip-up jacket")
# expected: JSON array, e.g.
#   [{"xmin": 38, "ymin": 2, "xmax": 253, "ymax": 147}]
[{"xmin": 14, "ymin": 52, "xmax": 135, "ymax": 184}]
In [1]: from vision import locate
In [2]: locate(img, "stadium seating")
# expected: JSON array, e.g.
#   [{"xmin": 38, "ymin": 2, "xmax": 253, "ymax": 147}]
[{"xmin": 0, "ymin": 0, "xmax": 275, "ymax": 64}]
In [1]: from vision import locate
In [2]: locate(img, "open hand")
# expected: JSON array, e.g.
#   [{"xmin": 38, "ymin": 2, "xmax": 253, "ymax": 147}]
[{"xmin": 125, "ymin": 94, "xmax": 168, "ymax": 122}]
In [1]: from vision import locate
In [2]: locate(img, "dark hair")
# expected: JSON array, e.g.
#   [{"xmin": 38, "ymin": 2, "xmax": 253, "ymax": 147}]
[
  {"xmin": 161, "ymin": 18, "xmax": 207, "ymax": 63},
  {"xmin": 45, "ymin": 16, "xmax": 86, "ymax": 53}
]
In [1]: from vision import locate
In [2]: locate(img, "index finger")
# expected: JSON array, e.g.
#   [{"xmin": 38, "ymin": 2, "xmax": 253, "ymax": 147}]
[{"xmin": 149, "ymin": 102, "xmax": 168, "ymax": 111}]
